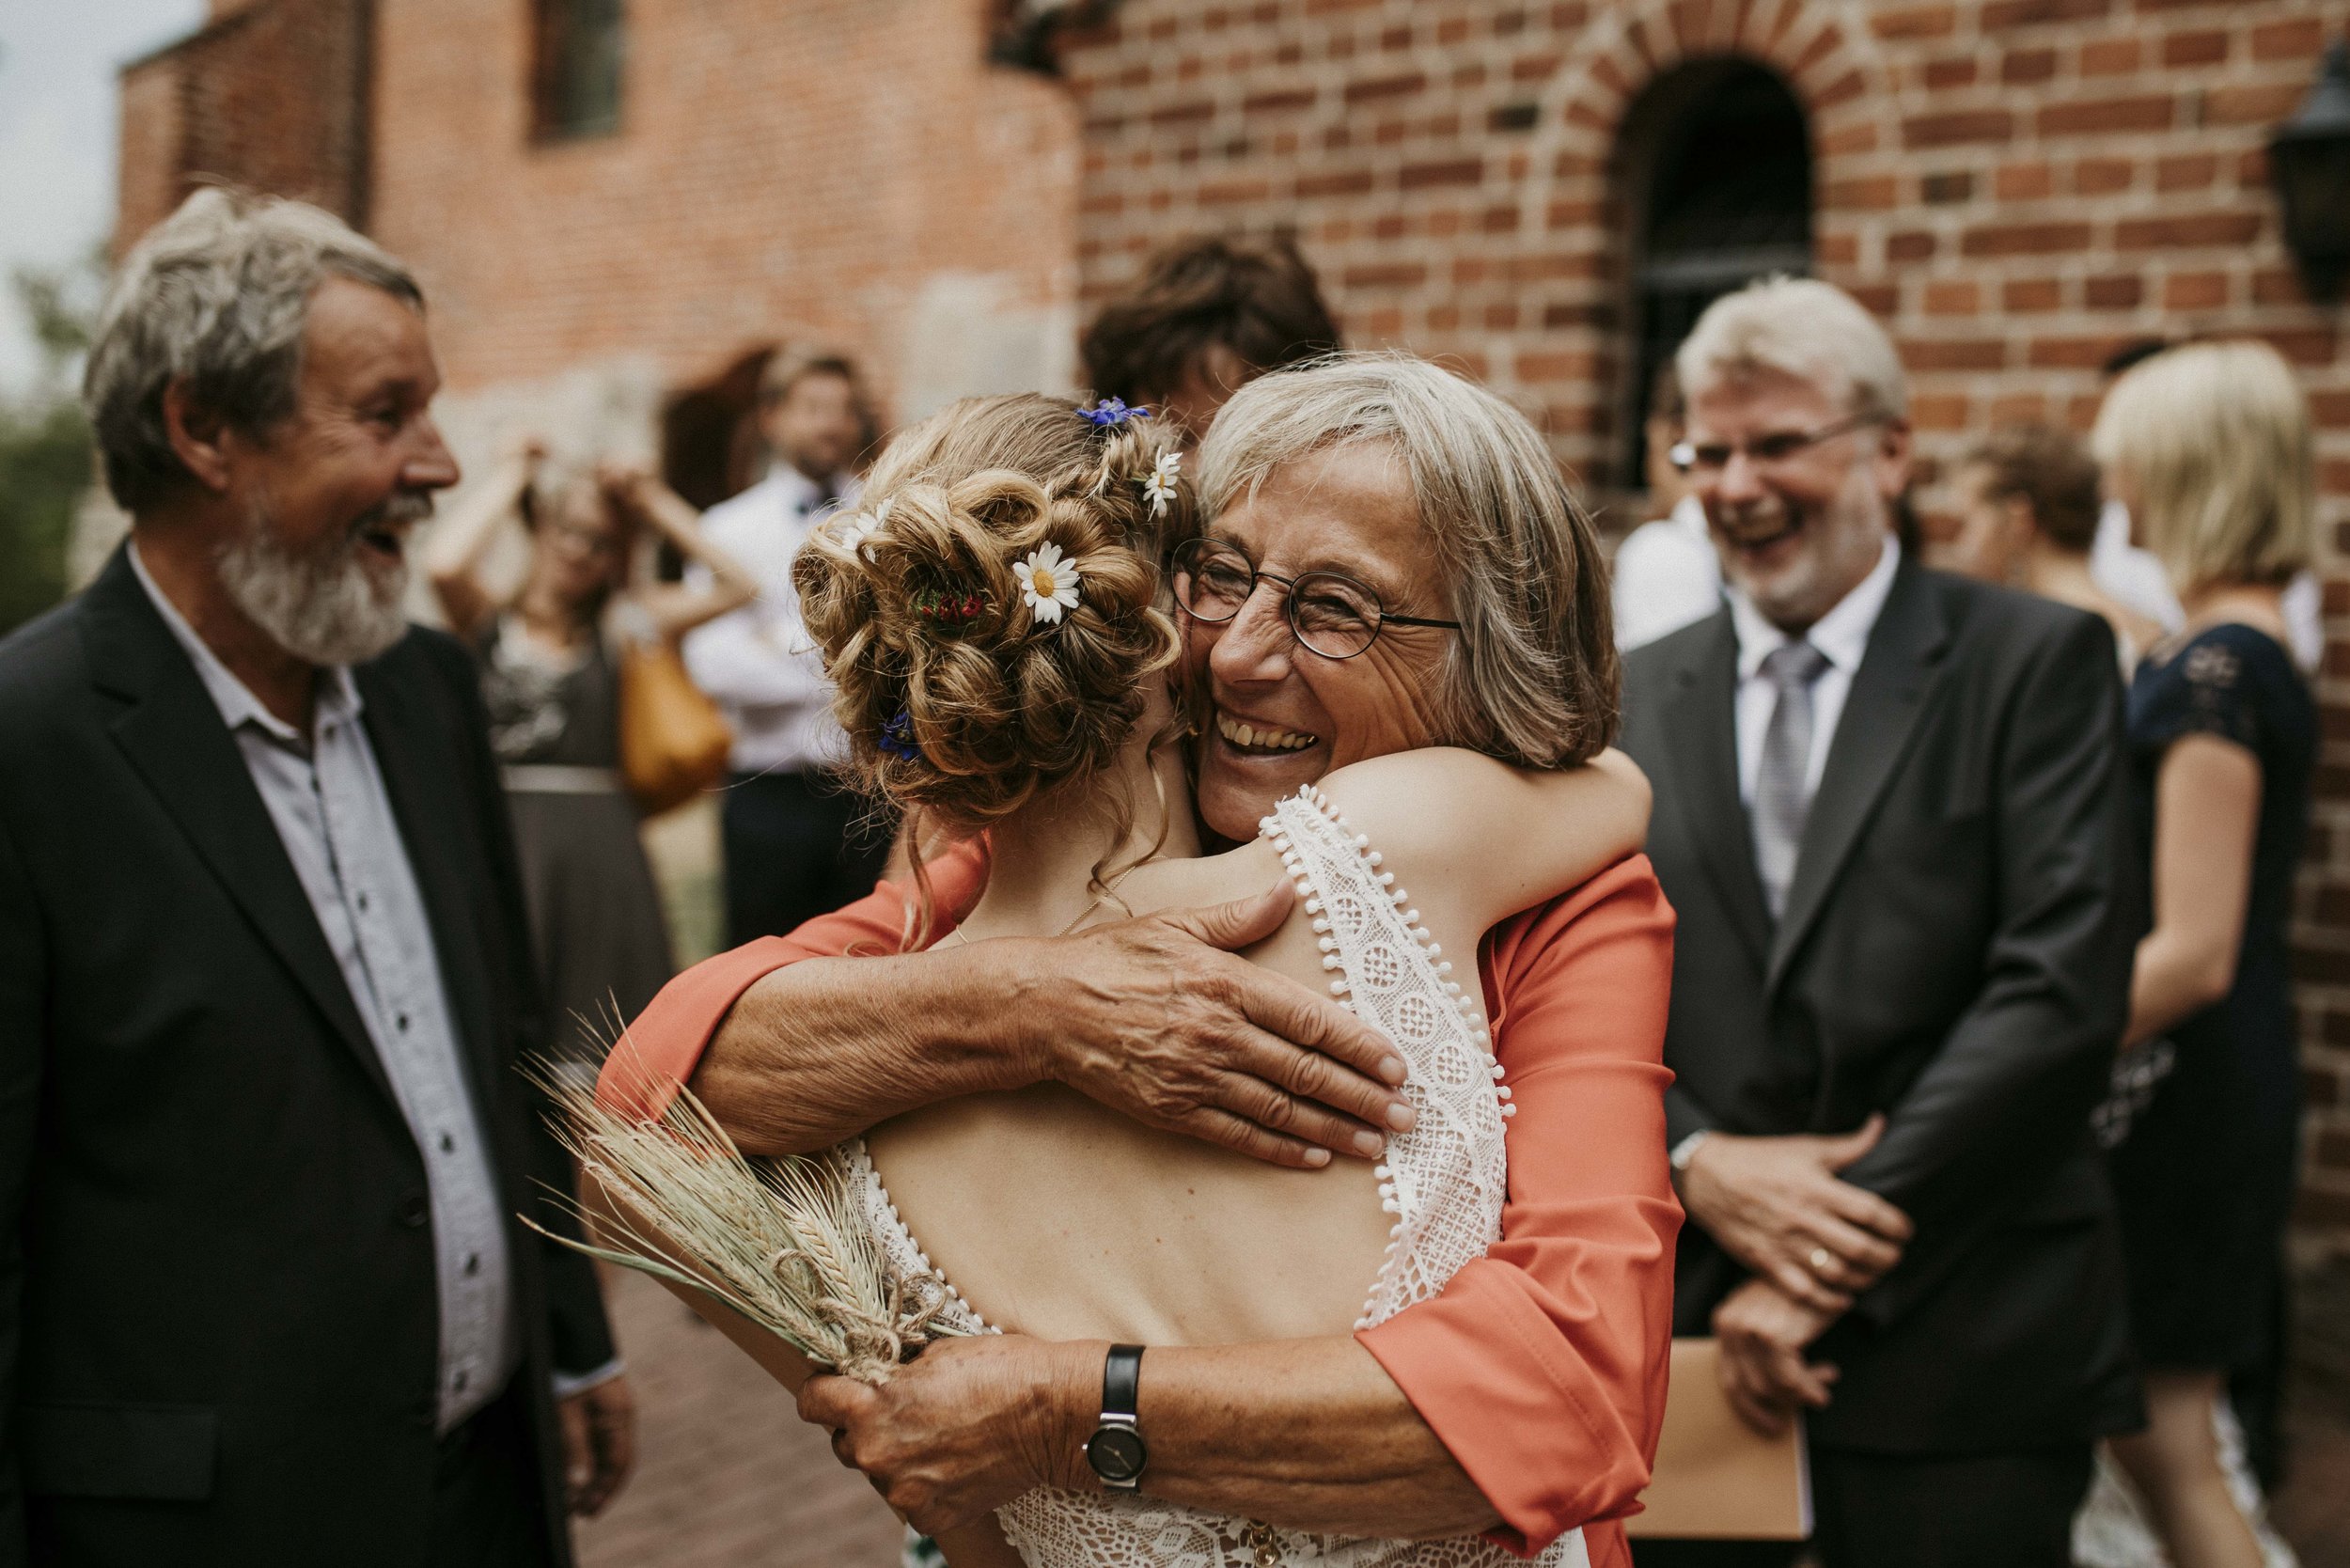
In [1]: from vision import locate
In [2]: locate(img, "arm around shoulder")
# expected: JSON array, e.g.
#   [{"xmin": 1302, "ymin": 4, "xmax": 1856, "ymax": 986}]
[{"xmin": 1312, "ymin": 745, "xmax": 1651, "ymax": 940}]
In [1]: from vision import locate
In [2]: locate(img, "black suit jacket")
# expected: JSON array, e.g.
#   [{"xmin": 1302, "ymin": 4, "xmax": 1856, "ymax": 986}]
[
  {"xmin": 0, "ymin": 549, "xmax": 615, "ymax": 1565},
  {"xmin": 1620, "ymin": 559, "xmax": 2142, "ymax": 1453}
]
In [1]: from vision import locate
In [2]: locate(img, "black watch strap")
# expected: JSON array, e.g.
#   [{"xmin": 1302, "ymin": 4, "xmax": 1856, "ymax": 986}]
[
  {"xmin": 1103, "ymin": 1342, "xmax": 1144, "ymax": 1419},
  {"xmin": 1085, "ymin": 1344, "xmax": 1149, "ymax": 1492}
]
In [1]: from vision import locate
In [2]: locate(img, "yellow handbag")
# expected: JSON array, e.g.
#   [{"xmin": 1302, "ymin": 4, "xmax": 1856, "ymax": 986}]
[{"xmin": 618, "ymin": 636, "xmax": 733, "ymax": 816}]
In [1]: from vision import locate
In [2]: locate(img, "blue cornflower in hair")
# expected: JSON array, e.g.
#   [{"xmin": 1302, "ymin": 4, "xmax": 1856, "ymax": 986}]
[
  {"xmin": 1078, "ymin": 397, "xmax": 1150, "ymax": 427},
  {"xmin": 879, "ymin": 711, "xmax": 920, "ymax": 761}
]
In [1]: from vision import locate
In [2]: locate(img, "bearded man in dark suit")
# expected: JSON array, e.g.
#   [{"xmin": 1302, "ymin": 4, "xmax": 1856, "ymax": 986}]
[
  {"xmin": 1619, "ymin": 278, "xmax": 2142, "ymax": 1568},
  {"xmin": 0, "ymin": 190, "xmax": 630, "ymax": 1566}
]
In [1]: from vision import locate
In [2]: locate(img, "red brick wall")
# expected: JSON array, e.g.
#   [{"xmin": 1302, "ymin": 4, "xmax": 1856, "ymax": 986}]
[
  {"xmin": 1060, "ymin": 0, "xmax": 2350, "ymax": 1265},
  {"xmin": 364, "ymin": 0, "xmax": 1078, "ymax": 409},
  {"xmin": 114, "ymin": 0, "xmax": 370, "ymax": 252}
]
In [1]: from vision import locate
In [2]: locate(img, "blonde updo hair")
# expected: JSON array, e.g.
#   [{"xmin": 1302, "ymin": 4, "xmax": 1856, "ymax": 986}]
[{"xmin": 793, "ymin": 395, "xmax": 1197, "ymax": 838}]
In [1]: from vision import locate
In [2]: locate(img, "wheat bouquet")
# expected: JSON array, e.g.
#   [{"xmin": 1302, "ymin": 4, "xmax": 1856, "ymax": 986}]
[{"xmin": 532, "ymin": 1067, "xmax": 963, "ymax": 1384}]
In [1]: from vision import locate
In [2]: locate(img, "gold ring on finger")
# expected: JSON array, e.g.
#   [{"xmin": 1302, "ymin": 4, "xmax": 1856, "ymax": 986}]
[{"xmin": 1809, "ymin": 1247, "xmax": 1833, "ymax": 1274}]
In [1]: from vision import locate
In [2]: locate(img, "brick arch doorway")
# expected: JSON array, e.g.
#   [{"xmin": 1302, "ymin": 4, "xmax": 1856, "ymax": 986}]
[{"xmin": 1614, "ymin": 59, "xmax": 1814, "ymax": 486}]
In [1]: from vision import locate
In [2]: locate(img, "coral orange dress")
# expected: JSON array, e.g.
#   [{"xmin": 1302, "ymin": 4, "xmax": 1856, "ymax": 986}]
[{"xmin": 598, "ymin": 837, "xmax": 1677, "ymax": 1567}]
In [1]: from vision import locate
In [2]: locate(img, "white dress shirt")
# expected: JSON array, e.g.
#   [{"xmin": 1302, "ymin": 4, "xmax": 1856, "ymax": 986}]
[
  {"xmin": 131, "ymin": 544, "xmax": 519, "ymax": 1432},
  {"xmin": 683, "ymin": 463, "xmax": 862, "ymax": 775},
  {"xmin": 1613, "ymin": 494, "xmax": 1725, "ymax": 651},
  {"xmin": 2091, "ymin": 499, "xmax": 2185, "ymax": 635},
  {"xmin": 1728, "ymin": 535, "xmax": 1901, "ymax": 808}
]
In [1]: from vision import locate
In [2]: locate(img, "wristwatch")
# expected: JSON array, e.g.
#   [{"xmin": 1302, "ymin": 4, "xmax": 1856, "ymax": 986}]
[
  {"xmin": 1668, "ymin": 1129, "xmax": 1713, "ymax": 1182},
  {"xmin": 1083, "ymin": 1343, "xmax": 1148, "ymax": 1493}
]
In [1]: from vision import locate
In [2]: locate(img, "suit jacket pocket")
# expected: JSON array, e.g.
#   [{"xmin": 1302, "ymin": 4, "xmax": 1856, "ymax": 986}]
[{"xmin": 23, "ymin": 1401, "xmax": 216, "ymax": 1500}]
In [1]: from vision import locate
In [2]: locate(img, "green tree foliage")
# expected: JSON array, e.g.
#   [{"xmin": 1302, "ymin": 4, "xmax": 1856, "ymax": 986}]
[
  {"xmin": 0, "ymin": 250, "xmax": 103, "ymax": 636},
  {"xmin": 0, "ymin": 400, "xmax": 91, "ymax": 635}
]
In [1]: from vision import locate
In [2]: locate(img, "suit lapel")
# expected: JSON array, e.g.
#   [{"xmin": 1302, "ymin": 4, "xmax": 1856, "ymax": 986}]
[
  {"xmin": 357, "ymin": 659, "xmax": 504, "ymax": 1115},
  {"xmin": 1765, "ymin": 561, "xmax": 1952, "ymax": 993},
  {"xmin": 81, "ymin": 550, "xmax": 398, "ymax": 1107},
  {"xmin": 1660, "ymin": 612, "xmax": 1774, "ymax": 969}
]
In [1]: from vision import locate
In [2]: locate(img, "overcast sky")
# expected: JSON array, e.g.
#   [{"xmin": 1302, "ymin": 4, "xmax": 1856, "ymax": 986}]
[{"xmin": 0, "ymin": 0, "xmax": 206, "ymax": 397}]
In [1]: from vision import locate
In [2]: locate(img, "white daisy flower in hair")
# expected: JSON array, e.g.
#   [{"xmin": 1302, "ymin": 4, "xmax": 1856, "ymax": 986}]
[
  {"xmin": 839, "ymin": 497, "xmax": 890, "ymax": 560},
  {"xmin": 1142, "ymin": 450, "xmax": 1182, "ymax": 518},
  {"xmin": 1015, "ymin": 541, "xmax": 1084, "ymax": 625}
]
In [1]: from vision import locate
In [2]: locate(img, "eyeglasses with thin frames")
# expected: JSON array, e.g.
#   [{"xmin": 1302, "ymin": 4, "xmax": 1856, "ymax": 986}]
[
  {"xmin": 1668, "ymin": 412, "xmax": 1883, "ymax": 478},
  {"xmin": 1169, "ymin": 537, "xmax": 1460, "ymax": 661}
]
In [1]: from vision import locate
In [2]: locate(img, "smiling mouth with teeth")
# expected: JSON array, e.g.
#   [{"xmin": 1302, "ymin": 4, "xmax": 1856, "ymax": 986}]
[
  {"xmin": 1720, "ymin": 506, "xmax": 1805, "ymax": 552},
  {"xmin": 1215, "ymin": 713, "xmax": 1319, "ymax": 752}
]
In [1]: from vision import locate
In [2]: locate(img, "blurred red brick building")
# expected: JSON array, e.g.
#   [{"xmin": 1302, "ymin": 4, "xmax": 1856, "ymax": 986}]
[{"xmin": 118, "ymin": 0, "xmax": 2350, "ymax": 1360}]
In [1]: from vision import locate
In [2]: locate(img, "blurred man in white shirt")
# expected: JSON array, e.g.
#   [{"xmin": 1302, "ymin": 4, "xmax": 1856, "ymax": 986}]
[
  {"xmin": 684, "ymin": 351, "xmax": 888, "ymax": 944},
  {"xmin": 1614, "ymin": 361, "xmax": 1726, "ymax": 651}
]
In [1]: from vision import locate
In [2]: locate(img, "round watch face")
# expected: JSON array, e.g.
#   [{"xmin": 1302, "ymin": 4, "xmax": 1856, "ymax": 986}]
[{"xmin": 1087, "ymin": 1425, "xmax": 1147, "ymax": 1482}]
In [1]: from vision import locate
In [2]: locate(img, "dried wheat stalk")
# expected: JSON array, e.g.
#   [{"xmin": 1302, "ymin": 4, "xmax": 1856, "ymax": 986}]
[{"xmin": 527, "ymin": 1051, "xmax": 961, "ymax": 1384}]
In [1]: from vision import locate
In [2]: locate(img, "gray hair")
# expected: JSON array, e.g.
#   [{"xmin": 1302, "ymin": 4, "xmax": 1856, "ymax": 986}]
[
  {"xmin": 1196, "ymin": 353, "xmax": 1619, "ymax": 768},
  {"xmin": 85, "ymin": 188, "xmax": 423, "ymax": 511},
  {"xmin": 1676, "ymin": 275, "xmax": 1909, "ymax": 425}
]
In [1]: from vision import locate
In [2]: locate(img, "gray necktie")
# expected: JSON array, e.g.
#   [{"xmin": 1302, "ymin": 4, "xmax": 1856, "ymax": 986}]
[{"xmin": 1753, "ymin": 640, "xmax": 1830, "ymax": 920}]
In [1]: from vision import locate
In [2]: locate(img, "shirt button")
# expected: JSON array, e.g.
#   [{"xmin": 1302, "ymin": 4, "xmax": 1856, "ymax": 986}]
[
  {"xmin": 453, "ymin": 1369, "xmax": 470, "ymax": 1393},
  {"xmin": 398, "ymin": 1194, "xmax": 429, "ymax": 1229},
  {"xmin": 464, "ymin": 1253, "xmax": 480, "ymax": 1277},
  {"xmin": 355, "ymin": 892, "xmax": 369, "ymax": 913},
  {"xmin": 439, "ymin": 1132, "xmax": 455, "ymax": 1153},
  {"xmin": 396, "ymin": 1013, "xmax": 410, "ymax": 1032}
]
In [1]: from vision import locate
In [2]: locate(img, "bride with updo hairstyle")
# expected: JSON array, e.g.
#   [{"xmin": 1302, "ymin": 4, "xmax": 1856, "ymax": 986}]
[
  {"xmin": 649, "ymin": 385, "xmax": 1656, "ymax": 1568},
  {"xmin": 794, "ymin": 395, "xmax": 1195, "ymax": 851}
]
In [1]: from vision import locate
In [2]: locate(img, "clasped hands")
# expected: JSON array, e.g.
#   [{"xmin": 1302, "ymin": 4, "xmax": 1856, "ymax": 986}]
[{"xmin": 1678, "ymin": 1118, "xmax": 1915, "ymax": 1435}]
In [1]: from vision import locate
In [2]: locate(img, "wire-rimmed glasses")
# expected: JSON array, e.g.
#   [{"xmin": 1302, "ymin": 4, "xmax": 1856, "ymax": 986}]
[{"xmin": 1169, "ymin": 537, "xmax": 1461, "ymax": 661}]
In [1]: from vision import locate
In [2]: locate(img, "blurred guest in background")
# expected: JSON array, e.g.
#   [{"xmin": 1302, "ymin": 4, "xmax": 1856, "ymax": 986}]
[
  {"xmin": 2092, "ymin": 338, "xmax": 2193, "ymax": 639},
  {"xmin": 1613, "ymin": 360, "xmax": 1722, "ymax": 651},
  {"xmin": 1079, "ymin": 231, "xmax": 1342, "ymax": 446},
  {"xmin": 0, "ymin": 189, "xmax": 627, "ymax": 1565},
  {"xmin": 684, "ymin": 349, "xmax": 887, "ymax": 945},
  {"xmin": 2086, "ymin": 341, "xmax": 2317, "ymax": 1568},
  {"xmin": 1621, "ymin": 277, "xmax": 2140, "ymax": 1568},
  {"xmin": 2092, "ymin": 339, "xmax": 2322, "ymax": 678},
  {"xmin": 1935, "ymin": 423, "xmax": 2163, "ymax": 669},
  {"xmin": 425, "ymin": 444, "xmax": 756, "ymax": 1071}
]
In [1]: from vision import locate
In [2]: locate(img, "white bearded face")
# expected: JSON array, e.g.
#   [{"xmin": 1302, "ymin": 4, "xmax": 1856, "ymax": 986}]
[{"xmin": 216, "ymin": 484, "xmax": 429, "ymax": 667}]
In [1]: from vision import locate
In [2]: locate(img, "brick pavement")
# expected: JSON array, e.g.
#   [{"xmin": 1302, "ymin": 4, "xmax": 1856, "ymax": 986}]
[{"xmin": 576, "ymin": 1267, "xmax": 904, "ymax": 1568}]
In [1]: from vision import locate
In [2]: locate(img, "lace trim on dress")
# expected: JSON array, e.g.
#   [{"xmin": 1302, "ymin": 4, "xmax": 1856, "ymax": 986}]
[{"xmin": 853, "ymin": 787, "xmax": 1587, "ymax": 1567}]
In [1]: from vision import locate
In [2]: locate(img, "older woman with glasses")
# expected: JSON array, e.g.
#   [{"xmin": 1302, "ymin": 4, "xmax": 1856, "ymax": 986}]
[{"xmin": 599, "ymin": 356, "xmax": 1677, "ymax": 1566}]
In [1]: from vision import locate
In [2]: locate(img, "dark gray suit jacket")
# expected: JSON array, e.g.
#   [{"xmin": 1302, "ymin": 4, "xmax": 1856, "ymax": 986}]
[
  {"xmin": 1621, "ymin": 558, "xmax": 2142, "ymax": 1453},
  {"xmin": 0, "ymin": 548, "xmax": 614, "ymax": 1565}
]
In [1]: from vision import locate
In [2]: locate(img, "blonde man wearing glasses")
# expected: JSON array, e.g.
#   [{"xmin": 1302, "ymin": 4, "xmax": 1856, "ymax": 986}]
[{"xmin": 1619, "ymin": 277, "xmax": 2142, "ymax": 1568}]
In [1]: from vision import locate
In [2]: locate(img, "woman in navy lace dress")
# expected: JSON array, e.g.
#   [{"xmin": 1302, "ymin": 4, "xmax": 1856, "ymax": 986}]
[{"xmin": 2092, "ymin": 342, "xmax": 2317, "ymax": 1568}]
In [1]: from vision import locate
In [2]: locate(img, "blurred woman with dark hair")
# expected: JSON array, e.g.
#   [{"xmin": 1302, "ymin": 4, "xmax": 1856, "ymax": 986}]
[{"xmin": 1080, "ymin": 232, "xmax": 1342, "ymax": 446}]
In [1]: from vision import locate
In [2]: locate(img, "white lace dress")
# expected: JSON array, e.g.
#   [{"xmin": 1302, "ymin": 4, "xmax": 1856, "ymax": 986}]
[{"xmin": 848, "ymin": 788, "xmax": 1591, "ymax": 1568}]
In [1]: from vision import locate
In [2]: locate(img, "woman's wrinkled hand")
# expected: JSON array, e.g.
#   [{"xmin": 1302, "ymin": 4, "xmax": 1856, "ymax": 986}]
[
  {"xmin": 797, "ymin": 1335, "xmax": 1098, "ymax": 1537},
  {"xmin": 1011, "ymin": 878, "xmax": 1418, "ymax": 1169}
]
